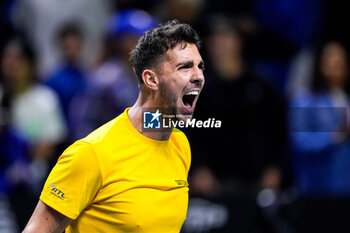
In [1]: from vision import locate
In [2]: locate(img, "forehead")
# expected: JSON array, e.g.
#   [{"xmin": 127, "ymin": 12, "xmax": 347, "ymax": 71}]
[{"xmin": 165, "ymin": 43, "xmax": 202, "ymax": 64}]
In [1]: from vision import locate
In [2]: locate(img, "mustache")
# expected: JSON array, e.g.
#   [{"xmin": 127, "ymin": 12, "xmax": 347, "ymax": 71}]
[{"xmin": 182, "ymin": 84, "xmax": 203, "ymax": 95}]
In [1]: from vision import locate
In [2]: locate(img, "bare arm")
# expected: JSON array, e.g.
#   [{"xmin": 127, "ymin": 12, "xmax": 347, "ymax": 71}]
[{"xmin": 23, "ymin": 200, "xmax": 72, "ymax": 233}]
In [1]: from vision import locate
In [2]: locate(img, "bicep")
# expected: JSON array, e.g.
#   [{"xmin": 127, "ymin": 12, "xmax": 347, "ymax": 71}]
[{"xmin": 23, "ymin": 200, "xmax": 72, "ymax": 233}]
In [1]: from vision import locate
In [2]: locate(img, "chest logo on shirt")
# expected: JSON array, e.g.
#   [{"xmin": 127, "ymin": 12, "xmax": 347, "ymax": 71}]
[
  {"xmin": 175, "ymin": 180, "xmax": 189, "ymax": 186},
  {"xmin": 49, "ymin": 184, "xmax": 65, "ymax": 200}
]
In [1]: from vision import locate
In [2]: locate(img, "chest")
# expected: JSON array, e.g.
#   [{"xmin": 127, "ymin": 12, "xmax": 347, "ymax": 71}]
[{"xmin": 81, "ymin": 145, "xmax": 189, "ymax": 232}]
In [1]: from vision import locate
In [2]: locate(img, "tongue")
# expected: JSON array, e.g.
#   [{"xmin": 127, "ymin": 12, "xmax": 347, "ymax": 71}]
[{"xmin": 183, "ymin": 95, "xmax": 195, "ymax": 108}]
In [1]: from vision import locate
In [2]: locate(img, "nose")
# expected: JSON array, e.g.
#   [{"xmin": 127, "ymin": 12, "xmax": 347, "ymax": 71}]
[{"xmin": 190, "ymin": 66, "xmax": 205, "ymax": 86}]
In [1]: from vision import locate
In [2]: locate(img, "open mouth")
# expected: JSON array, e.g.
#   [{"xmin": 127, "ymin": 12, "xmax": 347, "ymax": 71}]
[{"xmin": 182, "ymin": 90, "xmax": 199, "ymax": 110}]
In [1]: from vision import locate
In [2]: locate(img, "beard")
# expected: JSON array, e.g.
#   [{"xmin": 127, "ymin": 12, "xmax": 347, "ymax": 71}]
[
  {"xmin": 157, "ymin": 81, "xmax": 181, "ymax": 120},
  {"xmin": 157, "ymin": 81, "xmax": 194, "ymax": 123}
]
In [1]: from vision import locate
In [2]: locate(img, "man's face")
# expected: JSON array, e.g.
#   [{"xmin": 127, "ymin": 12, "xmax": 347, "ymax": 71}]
[
  {"xmin": 155, "ymin": 43, "xmax": 205, "ymax": 121},
  {"xmin": 61, "ymin": 34, "xmax": 83, "ymax": 63}
]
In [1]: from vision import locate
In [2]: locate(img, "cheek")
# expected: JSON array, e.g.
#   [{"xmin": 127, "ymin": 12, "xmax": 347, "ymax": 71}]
[
  {"xmin": 174, "ymin": 72, "xmax": 191, "ymax": 88},
  {"xmin": 158, "ymin": 80, "xmax": 185, "ymax": 108},
  {"xmin": 166, "ymin": 73, "xmax": 188, "ymax": 91},
  {"xmin": 159, "ymin": 80, "xmax": 178, "ymax": 102}
]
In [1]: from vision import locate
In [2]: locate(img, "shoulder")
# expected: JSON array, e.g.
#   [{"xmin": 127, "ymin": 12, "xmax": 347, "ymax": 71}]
[
  {"xmin": 48, "ymin": 140, "xmax": 102, "ymax": 189},
  {"xmin": 13, "ymin": 84, "xmax": 60, "ymax": 112},
  {"xmin": 31, "ymin": 84, "xmax": 61, "ymax": 106},
  {"xmin": 171, "ymin": 128, "xmax": 191, "ymax": 153},
  {"xmin": 59, "ymin": 140, "xmax": 99, "ymax": 167},
  {"xmin": 23, "ymin": 84, "xmax": 57, "ymax": 99},
  {"xmin": 172, "ymin": 127, "xmax": 189, "ymax": 140},
  {"xmin": 41, "ymin": 140, "xmax": 103, "ymax": 219},
  {"xmin": 81, "ymin": 117, "xmax": 119, "ymax": 144},
  {"xmin": 171, "ymin": 128, "xmax": 191, "ymax": 172},
  {"xmin": 172, "ymin": 127, "xmax": 189, "ymax": 138},
  {"xmin": 79, "ymin": 109, "xmax": 130, "ymax": 146}
]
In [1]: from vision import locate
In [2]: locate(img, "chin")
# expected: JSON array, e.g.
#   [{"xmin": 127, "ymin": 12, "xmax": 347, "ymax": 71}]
[
  {"xmin": 176, "ymin": 106, "xmax": 194, "ymax": 121},
  {"xmin": 177, "ymin": 114, "xmax": 193, "ymax": 123}
]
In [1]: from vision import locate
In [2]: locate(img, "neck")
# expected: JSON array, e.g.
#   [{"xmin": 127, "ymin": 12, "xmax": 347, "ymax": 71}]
[{"xmin": 128, "ymin": 93, "xmax": 173, "ymax": 141}]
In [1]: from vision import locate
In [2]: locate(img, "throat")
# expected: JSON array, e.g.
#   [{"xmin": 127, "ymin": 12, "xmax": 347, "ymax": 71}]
[
  {"xmin": 182, "ymin": 95, "xmax": 196, "ymax": 107},
  {"xmin": 128, "ymin": 104, "xmax": 173, "ymax": 141}
]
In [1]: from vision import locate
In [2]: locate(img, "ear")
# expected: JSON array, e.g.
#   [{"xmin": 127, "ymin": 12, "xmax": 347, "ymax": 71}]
[{"xmin": 142, "ymin": 69, "xmax": 159, "ymax": 91}]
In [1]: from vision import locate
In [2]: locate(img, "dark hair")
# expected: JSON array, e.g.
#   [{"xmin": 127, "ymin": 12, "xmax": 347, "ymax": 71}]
[
  {"xmin": 6, "ymin": 38, "xmax": 36, "ymax": 69},
  {"xmin": 57, "ymin": 23, "xmax": 83, "ymax": 43},
  {"xmin": 130, "ymin": 20, "xmax": 201, "ymax": 83}
]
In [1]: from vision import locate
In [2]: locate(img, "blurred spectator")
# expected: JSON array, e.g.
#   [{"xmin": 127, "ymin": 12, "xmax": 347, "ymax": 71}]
[
  {"xmin": 0, "ymin": 0, "xmax": 15, "ymax": 54},
  {"xmin": 185, "ymin": 16, "xmax": 287, "ymax": 233},
  {"xmin": 290, "ymin": 41, "xmax": 350, "ymax": 195},
  {"xmin": 1, "ymin": 39, "xmax": 67, "ymax": 194},
  {"xmin": 154, "ymin": 0, "xmax": 205, "ymax": 24},
  {"xmin": 0, "ymin": 1, "xmax": 349, "ymax": 232},
  {"xmin": 45, "ymin": 23, "xmax": 87, "ymax": 139},
  {"xmin": 11, "ymin": 0, "xmax": 112, "ymax": 76},
  {"xmin": 201, "ymin": 0, "xmax": 259, "ymax": 45},
  {"xmin": 0, "ymin": 83, "xmax": 30, "ymax": 233},
  {"xmin": 249, "ymin": 0, "xmax": 323, "ymax": 92},
  {"xmin": 289, "ymin": 41, "xmax": 350, "ymax": 233},
  {"xmin": 253, "ymin": 0, "xmax": 322, "ymax": 47},
  {"xmin": 286, "ymin": 48, "xmax": 315, "ymax": 97},
  {"xmin": 0, "ymin": 88, "xmax": 30, "ymax": 198},
  {"xmin": 69, "ymin": 9, "xmax": 157, "ymax": 139},
  {"xmin": 112, "ymin": 0, "xmax": 159, "ymax": 10},
  {"xmin": 152, "ymin": 0, "xmax": 207, "ymax": 41}
]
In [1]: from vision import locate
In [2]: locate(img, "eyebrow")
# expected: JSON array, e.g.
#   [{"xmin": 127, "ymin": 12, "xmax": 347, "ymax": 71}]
[
  {"xmin": 176, "ymin": 60, "xmax": 205, "ymax": 68},
  {"xmin": 176, "ymin": 60, "xmax": 193, "ymax": 68}
]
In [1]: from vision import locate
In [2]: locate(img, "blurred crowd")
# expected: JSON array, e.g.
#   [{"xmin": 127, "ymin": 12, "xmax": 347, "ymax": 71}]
[{"xmin": 1, "ymin": 0, "xmax": 350, "ymax": 232}]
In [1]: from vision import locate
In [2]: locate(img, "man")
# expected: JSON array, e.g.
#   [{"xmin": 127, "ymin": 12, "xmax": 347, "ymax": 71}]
[
  {"xmin": 46, "ymin": 23, "xmax": 87, "ymax": 124},
  {"xmin": 23, "ymin": 20, "xmax": 205, "ymax": 232}
]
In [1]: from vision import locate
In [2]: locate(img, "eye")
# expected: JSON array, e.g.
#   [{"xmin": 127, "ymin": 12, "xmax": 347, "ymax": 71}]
[
  {"xmin": 198, "ymin": 62, "xmax": 205, "ymax": 71},
  {"xmin": 179, "ymin": 65, "xmax": 189, "ymax": 70},
  {"xmin": 178, "ymin": 62, "xmax": 193, "ymax": 70}
]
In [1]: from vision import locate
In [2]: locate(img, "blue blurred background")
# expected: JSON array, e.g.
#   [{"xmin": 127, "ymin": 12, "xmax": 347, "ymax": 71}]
[{"xmin": 1, "ymin": 0, "xmax": 350, "ymax": 232}]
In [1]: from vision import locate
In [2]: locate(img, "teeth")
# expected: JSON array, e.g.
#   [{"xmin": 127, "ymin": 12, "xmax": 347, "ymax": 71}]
[{"xmin": 185, "ymin": 90, "xmax": 199, "ymax": 95}]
